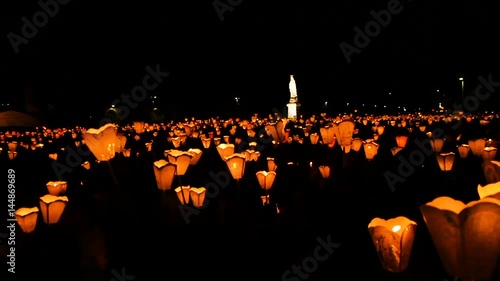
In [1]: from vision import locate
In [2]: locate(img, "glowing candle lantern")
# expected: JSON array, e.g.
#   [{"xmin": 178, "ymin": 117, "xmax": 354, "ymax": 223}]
[
  {"xmin": 122, "ymin": 148, "xmax": 131, "ymax": 157},
  {"xmin": 368, "ymin": 216, "xmax": 417, "ymax": 273},
  {"xmin": 244, "ymin": 150, "xmax": 260, "ymax": 162},
  {"xmin": 457, "ymin": 144, "xmax": 470, "ymax": 159},
  {"xmin": 166, "ymin": 150, "xmax": 193, "ymax": 176},
  {"xmin": 39, "ymin": 195, "xmax": 69, "ymax": 224},
  {"xmin": 213, "ymin": 137, "xmax": 221, "ymax": 146},
  {"xmin": 133, "ymin": 121, "xmax": 145, "ymax": 134},
  {"xmin": 48, "ymin": 153, "xmax": 58, "ymax": 161},
  {"xmin": 15, "ymin": 207, "xmax": 39, "ymax": 233},
  {"xmin": 224, "ymin": 153, "xmax": 246, "ymax": 180},
  {"xmin": 395, "ymin": 136, "xmax": 408, "ymax": 148},
  {"xmin": 82, "ymin": 124, "xmax": 126, "ymax": 161},
  {"xmin": 171, "ymin": 137, "xmax": 181, "ymax": 148},
  {"xmin": 430, "ymin": 139, "xmax": 445, "ymax": 153},
  {"xmin": 256, "ymin": 171, "xmax": 276, "ymax": 190},
  {"xmin": 223, "ymin": 135, "xmax": 230, "ymax": 144},
  {"xmin": 309, "ymin": 133, "xmax": 320, "ymax": 145},
  {"xmin": 477, "ymin": 181, "xmax": 500, "ymax": 200},
  {"xmin": 153, "ymin": 160, "xmax": 176, "ymax": 191},
  {"xmin": 364, "ymin": 142, "xmax": 379, "ymax": 160},
  {"xmin": 82, "ymin": 161, "xmax": 91, "ymax": 170},
  {"xmin": 319, "ymin": 126, "xmax": 336, "ymax": 145},
  {"xmin": 145, "ymin": 142, "xmax": 152, "ymax": 152},
  {"xmin": 337, "ymin": 120, "xmax": 355, "ymax": 148},
  {"xmin": 216, "ymin": 144, "xmax": 235, "ymax": 161},
  {"xmin": 187, "ymin": 148, "xmax": 203, "ymax": 165},
  {"xmin": 419, "ymin": 125, "xmax": 426, "ymax": 132},
  {"xmin": 436, "ymin": 152, "xmax": 455, "ymax": 172},
  {"xmin": 420, "ymin": 196, "xmax": 500, "ymax": 280},
  {"xmin": 318, "ymin": 165, "xmax": 331, "ymax": 179},
  {"xmin": 468, "ymin": 138, "xmax": 486, "ymax": 157},
  {"xmin": 376, "ymin": 126, "xmax": 385, "ymax": 135},
  {"xmin": 351, "ymin": 138, "xmax": 363, "ymax": 152},
  {"xmin": 201, "ymin": 138, "xmax": 211, "ymax": 149},
  {"xmin": 482, "ymin": 147, "xmax": 497, "ymax": 162},
  {"xmin": 391, "ymin": 147, "xmax": 403, "ymax": 156},
  {"xmin": 267, "ymin": 157, "xmax": 278, "ymax": 172},
  {"xmin": 8, "ymin": 151, "xmax": 17, "ymax": 160},
  {"xmin": 483, "ymin": 160, "xmax": 500, "ymax": 184},
  {"xmin": 46, "ymin": 181, "xmax": 68, "ymax": 196},
  {"xmin": 189, "ymin": 187, "xmax": 206, "ymax": 208},
  {"xmin": 175, "ymin": 186, "xmax": 191, "ymax": 204},
  {"xmin": 8, "ymin": 141, "xmax": 17, "ymax": 152}
]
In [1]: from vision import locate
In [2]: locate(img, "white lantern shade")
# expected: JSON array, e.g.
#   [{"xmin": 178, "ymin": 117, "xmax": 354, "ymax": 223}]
[
  {"xmin": 175, "ymin": 186, "xmax": 191, "ymax": 204},
  {"xmin": 256, "ymin": 171, "xmax": 276, "ymax": 190},
  {"xmin": 39, "ymin": 195, "xmax": 69, "ymax": 224},
  {"xmin": 225, "ymin": 153, "xmax": 246, "ymax": 180},
  {"xmin": 46, "ymin": 181, "xmax": 68, "ymax": 196},
  {"xmin": 189, "ymin": 187, "xmax": 206, "ymax": 208},
  {"xmin": 15, "ymin": 207, "xmax": 39, "ymax": 233}
]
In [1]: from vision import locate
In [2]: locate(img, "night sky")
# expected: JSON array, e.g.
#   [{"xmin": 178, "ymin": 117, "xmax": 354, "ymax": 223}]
[{"xmin": 2, "ymin": 0, "xmax": 500, "ymax": 122}]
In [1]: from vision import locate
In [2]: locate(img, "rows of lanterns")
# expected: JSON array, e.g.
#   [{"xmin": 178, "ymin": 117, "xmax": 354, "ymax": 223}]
[{"xmin": 8, "ymin": 120, "xmax": 500, "ymax": 280}]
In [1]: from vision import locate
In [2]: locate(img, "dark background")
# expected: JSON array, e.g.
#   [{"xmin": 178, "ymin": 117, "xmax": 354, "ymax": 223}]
[{"xmin": 1, "ymin": 0, "xmax": 500, "ymax": 124}]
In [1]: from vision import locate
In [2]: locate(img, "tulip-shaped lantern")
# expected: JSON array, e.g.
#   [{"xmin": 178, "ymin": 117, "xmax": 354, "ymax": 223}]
[
  {"xmin": 201, "ymin": 138, "xmax": 211, "ymax": 149},
  {"xmin": 133, "ymin": 121, "xmax": 145, "ymax": 134},
  {"xmin": 267, "ymin": 157, "xmax": 278, "ymax": 172},
  {"xmin": 216, "ymin": 143, "xmax": 235, "ymax": 161},
  {"xmin": 46, "ymin": 181, "xmax": 68, "ymax": 196},
  {"xmin": 225, "ymin": 153, "xmax": 246, "ymax": 182},
  {"xmin": 364, "ymin": 142, "xmax": 379, "ymax": 160},
  {"xmin": 319, "ymin": 126, "xmax": 336, "ymax": 145},
  {"xmin": 376, "ymin": 126, "xmax": 385, "ymax": 135},
  {"xmin": 391, "ymin": 147, "xmax": 403, "ymax": 156},
  {"xmin": 48, "ymin": 153, "xmax": 58, "ymax": 161},
  {"xmin": 153, "ymin": 160, "xmax": 176, "ymax": 191},
  {"xmin": 351, "ymin": 138, "xmax": 363, "ymax": 152},
  {"xmin": 187, "ymin": 148, "xmax": 203, "ymax": 165},
  {"xmin": 420, "ymin": 196, "xmax": 500, "ymax": 280},
  {"xmin": 309, "ymin": 133, "xmax": 320, "ymax": 145},
  {"xmin": 81, "ymin": 124, "xmax": 126, "ymax": 161},
  {"xmin": 82, "ymin": 161, "xmax": 91, "ymax": 170},
  {"xmin": 477, "ymin": 181, "xmax": 500, "ymax": 200},
  {"xmin": 189, "ymin": 187, "xmax": 206, "ymax": 208},
  {"xmin": 8, "ymin": 151, "xmax": 17, "ymax": 160},
  {"xmin": 368, "ymin": 216, "xmax": 417, "ymax": 273},
  {"xmin": 213, "ymin": 137, "xmax": 221, "ymax": 146},
  {"xmin": 39, "ymin": 194, "xmax": 69, "ymax": 224},
  {"xmin": 430, "ymin": 139, "xmax": 445, "ymax": 153},
  {"xmin": 483, "ymin": 160, "xmax": 500, "ymax": 184},
  {"xmin": 175, "ymin": 186, "xmax": 191, "ymax": 204},
  {"xmin": 482, "ymin": 147, "xmax": 497, "ymax": 162},
  {"xmin": 256, "ymin": 171, "xmax": 276, "ymax": 191},
  {"xmin": 457, "ymin": 144, "xmax": 470, "ymax": 159},
  {"xmin": 122, "ymin": 148, "xmax": 131, "ymax": 157},
  {"xmin": 15, "ymin": 207, "xmax": 39, "ymax": 233},
  {"xmin": 436, "ymin": 152, "xmax": 455, "ymax": 172},
  {"xmin": 244, "ymin": 150, "xmax": 260, "ymax": 162},
  {"xmin": 318, "ymin": 165, "xmax": 331, "ymax": 179},
  {"xmin": 395, "ymin": 136, "xmax": 408, "ymax": 149},
  {"xmin": 223, "ymin": 135, "xmax": 230, "ymax": 144},
  {"xmin": 166, "ymin": 150, "xmax": 192, "ymax": 176},
  {"xmin": 8, "ymin": 141, "xmax": 17, "ymax": 152},
  {"xmin": 468, "ymin": 138, "xmax": 486, "ymax": 157},
  {"xmin": 171, "ymin": 137, "xmax": 181, "ymax": 148}
]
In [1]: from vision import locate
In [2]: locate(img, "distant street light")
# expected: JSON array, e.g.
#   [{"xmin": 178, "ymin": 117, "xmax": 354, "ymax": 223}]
[{"xmin": 459, "ymin": 77, "xmax": 464, "ymax": 101}]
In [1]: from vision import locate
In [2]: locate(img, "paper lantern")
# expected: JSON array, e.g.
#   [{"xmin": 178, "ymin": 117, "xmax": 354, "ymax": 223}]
[
  {"xmin": 457, "ymin": 144, "xmax": 470, "ymax": 159},
  {"xmin": 244, "ymin": 150, "xmax": 260, "ymax": 162},
  {"xmin": 81, "ymin": 124, "xmax": 126, "ymax": 161},
  {"xmin": 82, "ymin": 161, "xmax": 91, "ymax": 170},
  {"xmin": 8, "ymin": 151, "xmax": 17, "ymax": 160},
  {"xmin": 483, "ymin": 160, "xmax": 500, "ymax": 184},
  {"xmin": 201, "ymin": 138, "xmax": 211, "ymax": 149},
  {"xmin": 430, "ymin": 139, "xmax": 445, "ymax": 153},
  {"xmin": 420, "ymin": 196, "xmax": 500, "ymax": 280},
  {"xmin": 482, "ymin": 147, "xmax": 497, "ymax": 162},
  {"xmin": 39, "ymin": 195, "xmax": 69, "ymax": 224},
  {"xmin": 391, "ymin": 147, "xmax": 403, "ymax": 156},
  {"xmin": 436, "ymin": 152, "xmax": 455, "ymax": 172},
  {"xmin": 187, "ymin": 148, "xmax": 203, "ymax": 165},
  {"xmin": 468, "ymin": 138, "xmax": 486, "ymax": 157},
  {"xmin": 189, "ymin": 187, "xmax": 206, "ymax": 208},
  {"xmin": 133, "ymin": 121, "xmax": 145, "ymax": 134},
  {"xmin": 364, "ymin": 142, "xmax": 379, "ymax": 160},
  {"xmin": 351, "ymin": 138, "xmax": 363, "ymax": 152},
  {"xmin": 368, "ymin": 216, "xmax": 417, "ymax": 273},
  {"xmin": 15, "ymin": 207, "xmax": 39, "ymax": 233},
  {"xmin": 224, "ymin": 153, "xmax": 246, "ymax": 180},
  {"xmin": 256, "ymin": 171, "xmax": 276, "ymax": 190},
  {"xmin": 337, "ymin": 120, "xmax": 355, "ymax": 147},
  {"xmin": 376, "ymin": 126, "xmax": 385, "ymax": 135},
  {"xmin": 309, "ymin": 133, "xmax": 320, "ymax": 145},
  {"xmin": 216, "ymin": 144, "xmax": 235, "ymax": 161},
  {"xmin": 171, "ymin": 137, "xmax": 181, "ymax": 148},
  {"xmin": 267, "ymin": 157, "xmax": 278, "ymax": 172},
  {"xmin": 213, "ymin": 137, "xmax": 221, "ymax": 146},
  {"xmin": 223, "ymin": 135, "xmax": 230, "ymax": 144},
  {"xmin": 122, "ymin": 148, "xmax": 131, "ymax": 157},
  {"xmin": 319, "ymin": 126, "xmax": 336, "ymax": 145},
  {"xmin": 175, "ymin": 186, "xmax": 191, "ymax": 204},
  {"xmin": 48, "ymin": 153, "xmax": 58, "ymax": 161},
  {"xmin": 153, "ymin": 160, "xmax": 176, "ymax": 191},
  {"xmin": 395, "ymin": 136, "xmax": 408, "ymax": 148},
  {"xmin": 477, "ymin": 181, "xmax": 500, "ymax": 200},
  {"xmin": 8, "ymin": 141, "xmax": 17, "ymax": 152},
  {"xmin": 46, "ymin": 181, "xmax": 68, "ymax": 196},
  {"xmin": 145, "ymin": 142, "xmax": 152, "ymax": 152},
  {"xmin": 166, "ymin": 150, "xmax": 192, "ymax": 176},
  {"xmin": 265, "ymin": 124, "xmax": 280, "ymax": 144},
  {"xmin": 318, "ymin": 165, "xmax": 331, "ymax": 179}
]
